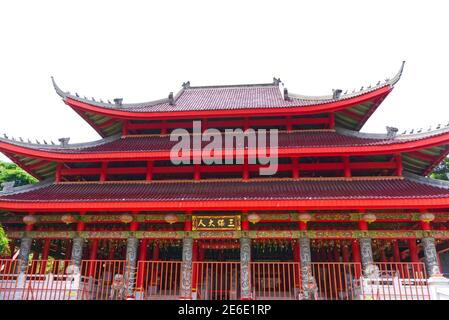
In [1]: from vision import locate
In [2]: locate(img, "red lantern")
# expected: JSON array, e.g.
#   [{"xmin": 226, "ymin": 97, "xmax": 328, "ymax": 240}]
[
  {"xmin": 23, "ymin": 215, "xmax": 37, "ymax": 225},
  {"xmin": 165, "ymin": 214, "xmax": 178, "ymax": 224},
  {"xmin": 61, "ymin": 214, "xmax": 75, "ymax": 224},
  {"xmin": 361, "ymin": 213, "xmax": 377, "ymax": 224},
  {"xmin": 120, "ymin": 214, "xmax": 133, "ymax": 224},
  {"xmin": 247, "ymin": 213, "xmax": 261, "ymax": 224}
]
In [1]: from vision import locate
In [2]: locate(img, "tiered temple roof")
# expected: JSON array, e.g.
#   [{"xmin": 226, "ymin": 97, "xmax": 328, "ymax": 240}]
[{"xmin": 52, "ymin": 62, "xmax": 404, "ymax": 136}]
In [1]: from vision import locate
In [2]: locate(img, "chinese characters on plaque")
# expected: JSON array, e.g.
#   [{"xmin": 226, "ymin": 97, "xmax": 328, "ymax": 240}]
[{"xmin": 192, "ymin": 215, "xmax": 241, "ymax": 231}]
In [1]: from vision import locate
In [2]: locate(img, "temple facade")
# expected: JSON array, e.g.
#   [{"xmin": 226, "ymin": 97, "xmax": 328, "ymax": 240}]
[{"xmin": 1, "ymin": 62, "xmax": 449, "ymax": 300}]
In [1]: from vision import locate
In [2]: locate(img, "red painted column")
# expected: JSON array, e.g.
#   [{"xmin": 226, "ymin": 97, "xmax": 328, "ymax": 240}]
[
  {"xmin": 191, "ymin": 240, "xmax": 199, "ymax": 294},
  {"xmin": 243, "ymin": 156, "xmax": 249, "ymax": 180},
  {"xmin": 136, "ymin": 239, "xmax": 148, "ymax": 290},
  {"xmin": 185, "ymin": 210, "xmax": 192, "ymax": 232},
  {"xmin": 292, "ymin": 158, "xmax": 299, "ymax": 179},
  {"xmin": 194, "ymin": 165, "xmax": 201, "ymax": 180},
  {"xmin": 146, "ymin": 161, "xmax": 153, "ymax": 181},
  {"xmin": 395, "ymin": 154, "xmax": 403, "ymax": 176},
  {"xmin": 88, "ymin": 239, "xmax": 99, "ymax": 276},
  {"xmin": 408, "ymin": 239, "xmax": 419, "ymax": 263},
  {"xmin": 393, "ymin": 240, "xmax": 401, "ymax": 262},
  {"xmin": 343, "ymin": 156, "xmax": 351, "ymax": 178},
  {"xmin": 333, "ymin": 245, "xmax": 341, "ymax": 262},
  {"xmin": 286, "ymin": 116, "xmax": 293, "ymax": 132},
  {"xmin": 352, "ymin": 240, "xmax": 361, "ymax": 278},
  {"xmin": 152, "ymin": 242, "xmax": 160, "ymax": 261},
  {"xmin": 328, "ymin": 112, "xmax": 335, "ymax": 129},
  {"xmin": 100, "ymin": 162, "xmax": 108, "ymax": 182},
  {"xmin": 342, "ymin": 244, "xmax": 350, "ymax": 263}
]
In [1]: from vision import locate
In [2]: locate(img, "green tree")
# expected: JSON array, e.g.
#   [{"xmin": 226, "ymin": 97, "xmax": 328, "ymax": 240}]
[
  {"xmin": 0, "ymin": 161, "xmax": 37, "ymax": 256},
  {"xmin": 429, "ymin": 158, "xmax": 449, "ymax": 181},
  {"xmin": 0, "ymin": 161, "xmax": 38, "ymax": 187}
]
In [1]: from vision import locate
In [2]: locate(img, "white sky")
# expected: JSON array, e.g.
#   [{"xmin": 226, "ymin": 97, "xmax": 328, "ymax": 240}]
[{"xmin": 1, "ymin": 0, "xmax": 449, "ymax": 162}]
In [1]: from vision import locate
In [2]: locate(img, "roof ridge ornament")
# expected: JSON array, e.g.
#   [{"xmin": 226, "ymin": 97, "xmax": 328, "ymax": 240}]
[
  {"xmin": 283, "ymin": 88, "xmax": 289, "ymax": 101},
  {"xmin": 58, "ymin": 137, "xmax": 70, "ymax": 147},
  {"xmin": 51, "ymin": 76, "xmax": 68, "ymax": 98},
  {"xmin": 113, "ymin": 98, "xmax": 123, "ymax": 106},
  {"xmin": 168, "ymin": 92, "xmax": 175, "ymax": 106},
  {"xmin": 273, "ymin": 77, "xmax": 282, "ymax": 86},
  {"xmin": 332, "ymin": 89, "xmax": 343, "ymax": 100},
  {"xmin": 182, "ymin": 81, "xmax": 190, "ymax": 89},
  {"xmin": 386, "ymin": 126, "xmax": 398, "ymax": 139}
]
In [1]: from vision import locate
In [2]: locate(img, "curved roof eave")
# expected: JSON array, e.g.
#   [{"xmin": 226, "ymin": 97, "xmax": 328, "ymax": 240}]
[{"xmin": 52, "ymin": 62, "xmax": 404, "ymax": 120}]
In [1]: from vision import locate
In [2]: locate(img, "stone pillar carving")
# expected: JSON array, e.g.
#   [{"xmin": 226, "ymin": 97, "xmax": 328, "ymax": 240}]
[
  {"xmin": 359, "ymin": 237, "xmax": 375, "ymax": 277},
  {"xmin": 180, "ymin": 237, "xmax": 193, "ymax": 299},
  {"xmin": 71, "ymin": 237, "xmax": 84, "ymax": 270},
  {"xmin": 125, "ymin": 237, "xmax": 139, "ymax": 298},
  {"xmin": 422, "ymin": 237, "xmax": 441, "ymax": 277},
  {"xmin": 240, "ymin": 237, "xmax": 252, "ymax": 299},
  {"xmin": 18, "ymin": 237, "xmax": 32, "ymax": 274},
  {"xmin": 299, "ymin": 237, "xmax": 312, "ymax": 299}
]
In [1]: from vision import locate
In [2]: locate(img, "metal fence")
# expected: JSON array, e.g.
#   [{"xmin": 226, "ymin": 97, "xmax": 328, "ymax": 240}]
[{"xmin": 0, "ymin": 259, "xmax": 431, "ymax": 300}]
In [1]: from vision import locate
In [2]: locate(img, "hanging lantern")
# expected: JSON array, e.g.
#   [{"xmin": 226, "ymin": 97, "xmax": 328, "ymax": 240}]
[
  {"xmin": 361, "ymin": 213, "xmax": 377, "ymax": 224},
  {"xmin": 298, "ymin": 213, "xmax": 313, "ymax": 223},
  {"xmin": 119, "ymin": 214, "xmax": 133, "ymax": 224},
  {"xmin": 165, "ymin": 213, "xmax": 178, "ymax": 224},
  {"xmin": 23, "ymin": 215, "xmax": 37, "ymax": 225},
  {"xmin": 419, "ymin": 213, "xmax": 435, "ymax": 223},
  {"xmin": 61, "ymin": 214, "xmax": 75, "ymax": 224},
  {"xmin": 247, "ymin": 213, "xmax": 261, "ymax": 224}
]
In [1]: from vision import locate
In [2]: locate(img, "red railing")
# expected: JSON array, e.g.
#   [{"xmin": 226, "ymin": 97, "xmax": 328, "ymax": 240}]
[
  {"xmin": 136, "ymin": 261, "xmax": 183, "ymax": 300},
  {"xmin": 193, "ymin": 262, "xmax": 240, "ymax": 300},
  {"xmin": 0, "ymin": 259, "xmax": 432, "ymax": 300},
  {"xmin": 250, "ymin": 262, "xmax": 301, "ymax": 300}
]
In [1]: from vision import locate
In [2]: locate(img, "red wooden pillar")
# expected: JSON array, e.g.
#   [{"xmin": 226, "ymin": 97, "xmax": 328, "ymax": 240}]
[
  {"xmin": 343, "ymin": 156, "xmax": 351, "ymax": 178},
  {"xmin": 100, "ymin": 162, "xmax": 108, "ymax": 182},
  {"xmin": 328, "ymin": 112, "xmax": 335, "ymax": 129},
  {"xmin": 136, "ymin": 239, "xmax": 148, "ymax": 290},
  {"xmin": 152, "ymin": 242, "xmax": 160, "ymax": 261},
  {"xmin": 191, "ymin": 241, "xmax": 199, "ymax": 294},
  {"xmin": 352, "ymin": 240, "xmax": 361, "ymax": 278},
  {"xmin": 292, "ymin": 157, "xmax": 299, "ymax": 179},
  {"xmin": 55, "ymin": 163, "xmax": 62, "ymax": 182},
  {"xmin": 408, "ymin": 239, "xmax": 419, "ymax": 263},
  {"xmin": 40, "ymin": 239, "xmax": 51, "ymax": 274},
  {"xmin": 342, "ymin": 244, "xmax": 350, "ymax": 263},
  {"xmin": 243, "ymin": 156, "xmax": 249, "ymax": 180},
  {"xmin": 108, "ymin": 241, "xmax": 115, "ymax": 260},
  {"xmin": 395, "ymin": 154, "xmax": 403, "ymax": 176},
  {"xmin": 286, "ymin": 116, "xmax": 293, "ymax": 131},
  {"xmin": 146, "ymin": 161, "xmax": 153, "ymax": 181},
  {"xmin": 88, "ymin": 239, "xmax": 99, "ymax": 276}
]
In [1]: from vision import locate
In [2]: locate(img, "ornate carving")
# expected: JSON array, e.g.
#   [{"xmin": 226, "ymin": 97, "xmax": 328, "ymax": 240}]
[
  {"xmin": 240, "ymin": 237, "xmax": 251, "ymax": 299},
  {"xmin": 359, "ymin": 238, "xmax": 374, "ymax": 275},
  {"xmin": 18, "ymin": 237, "xmax": 32, "ymax": 273},
  {"xmin": 124, "ymin": 237, "xmax": 139, "ymax": 297},
  {"xmin": 299, "ymin": 237, "xmax": 312, "ymax": 299},
  {"xmin": 180, "ymin": 237, "xmax": 193, "ymax": 298},
  {"xmin": 71, "ymin": 237, "xmax": 84, "ymax": 268},
  {"xmin": 422, "ymin": 237, "xmax": 441, "ymax": 277}
]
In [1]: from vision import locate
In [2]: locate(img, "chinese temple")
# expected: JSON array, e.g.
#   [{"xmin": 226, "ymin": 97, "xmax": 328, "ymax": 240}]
[{"xmin": 1, "ymin": 62, "xmax": 449, "ymax": 300}]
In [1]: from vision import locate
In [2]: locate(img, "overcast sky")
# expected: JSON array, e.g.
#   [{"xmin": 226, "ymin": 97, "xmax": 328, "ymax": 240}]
[{"xmin": 1, "ymin": 0, "xmax": 449, "ymax": 161}]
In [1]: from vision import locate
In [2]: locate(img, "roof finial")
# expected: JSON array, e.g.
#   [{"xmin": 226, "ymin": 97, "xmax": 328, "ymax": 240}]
[
  {"xmin": 332, "ymin": 89, "xmax": 342, "ymax": 99},
  {"xmin": 182, "ymin": 81, "xmax": 190, "ymax": 89},
  {"xmin": 168, "ymin": 92, "xmax": 174, "ymax": 106},
  {"xmin": 283, "ymin": 88, "xmax": 289, "ymax": 101},
  {"xmin": 273, "ymin": 77, "xmax": 282, "ymax": 86},
  {"xmin": 386, "ymin": 126, "xmax": 398, "ymax": 139},
  {"xmin": 58, "ymin": 137, "xmax": 70, "ymax": 147},
  {"xmin": 113, "ymin": 98, "xmax": 123, "ymax": 106}
]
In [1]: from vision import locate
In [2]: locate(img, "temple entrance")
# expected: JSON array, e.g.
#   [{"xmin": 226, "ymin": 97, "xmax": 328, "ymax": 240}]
[{"xmin": 194, "ymin": 240, "xmax": 240, "ymax": 300}]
